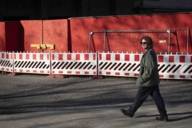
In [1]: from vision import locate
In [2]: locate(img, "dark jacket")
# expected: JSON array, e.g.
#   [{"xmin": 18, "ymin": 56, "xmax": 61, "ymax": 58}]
[{"xmin": 136, "ymin": 49, "xmax": 160, "ymax": 87}]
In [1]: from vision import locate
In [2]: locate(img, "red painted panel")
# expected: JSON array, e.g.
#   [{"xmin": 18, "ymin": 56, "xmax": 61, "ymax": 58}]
[
  {"xmin": 21, "ymin": 20, "xmax": 42, "ymax": 52},
  {"xmin": 115, "ymin": 54, "xmax": 120, "ymax": 61},
  {"xmin": 43, "ymin": 19, "xmax": 68, "ymax": 52},
  {"xmin": 158, "ymin": 56, "xmax": 164, "ymax": 62},
  {"xmin": 0, "ymin": 22, "xmax": 5, "ymax": 51},
  {"xmin": 21, "ymin": 19, "xmax": 68, "ymax": 52},
  {"xmin": 125, "ymin": 54, "xmax": 130, "ymax": 61},
  {"xmin": 179, "ymin": 56, "xmax": 185, "ymax": 63},
  {"xmin": 70, "ymin": 13, "xmax": 192, "ymax": 53}
]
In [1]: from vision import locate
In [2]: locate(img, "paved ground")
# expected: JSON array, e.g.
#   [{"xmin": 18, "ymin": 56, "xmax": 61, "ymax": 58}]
[{"xmin": 0, "ymin": 74, "xmax": 191, "ymax": 128}]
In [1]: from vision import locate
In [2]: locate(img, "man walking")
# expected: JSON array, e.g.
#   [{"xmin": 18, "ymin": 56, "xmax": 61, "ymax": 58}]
[{"xmin": 121, "ymin": 36, "xmax": 168, "ymax": 121}]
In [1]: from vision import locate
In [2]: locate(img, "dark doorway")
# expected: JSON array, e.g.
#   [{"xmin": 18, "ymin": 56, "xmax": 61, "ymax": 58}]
[{"xmin": 5, "ymin": 21, "xmax": 24, "ymax": 52}]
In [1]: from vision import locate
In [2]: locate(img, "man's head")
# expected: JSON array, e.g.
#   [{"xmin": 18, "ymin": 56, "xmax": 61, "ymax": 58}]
[{"xmin": 140, "ymin": 36, "xmax": 153, "ymax": 50}]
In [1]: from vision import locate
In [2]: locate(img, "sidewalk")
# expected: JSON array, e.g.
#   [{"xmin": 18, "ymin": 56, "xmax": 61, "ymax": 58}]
[{"xmin": 0, "ymin": 75, "xmax": 191, "ymax": 128}]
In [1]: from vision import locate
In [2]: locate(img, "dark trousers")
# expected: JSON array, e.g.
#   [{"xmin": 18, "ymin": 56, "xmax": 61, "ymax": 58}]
[{"xmin": 129, "ymin": 85, "xmax": 167, "ymax": 117}]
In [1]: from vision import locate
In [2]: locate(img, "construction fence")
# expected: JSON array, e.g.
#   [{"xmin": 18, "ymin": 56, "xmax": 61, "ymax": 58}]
[{"xmin": 0, "ymin": 52, "xmax": 191, "ymax": 80}]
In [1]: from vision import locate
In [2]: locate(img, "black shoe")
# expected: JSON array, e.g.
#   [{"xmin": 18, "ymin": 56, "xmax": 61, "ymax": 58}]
[
  {"xmin": 156, "ymin": 116, "xmax": 168, "ymax": 122},
  {"xmin": 121, "ymin": 109, "xmax": 134, "ymax": 118}
]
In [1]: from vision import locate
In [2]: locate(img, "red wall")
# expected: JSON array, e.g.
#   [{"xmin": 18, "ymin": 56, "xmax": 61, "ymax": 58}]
[
  {"xmin": 70, "ymin": 13, "xmax": 192, "ymax": 53},
  {"xmin": 43, "ymin": 19, "xmax": 68, "ymax": 52},
  {"xmin": 0, "ymin": 13, "xmax": 192, "ymax": 53},
  {"xmin": 21, "ymin": 19, "xmax": 68, "ymax": 52},
  {"xmin": 0, "ymin": 22, "xmax": 5, "ymax": 51},
  {"xmin": 21, "ymin": 20, "xmax": 42, "ymax": 52}
]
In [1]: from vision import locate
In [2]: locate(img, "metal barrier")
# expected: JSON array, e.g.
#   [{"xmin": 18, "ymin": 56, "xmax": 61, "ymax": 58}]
[
  {"xmin": 0, "ymin": 52, "xmax": 191, "ymax": 80},
  {"xmin": 98, "ymin": 52, "xmax": 142, "ymax": 77},
  {"xmin": 13, "ymin": 52, "xmax": 50, "ymax": 74},
  {"xmin": 0, "ymin": 52, "xmax": 14, "ymax": 72},
  {"xmin": 158, "ymin": 54, "xmax": 192, "ymax": 79},
  {"xmin": 51, "ymin": 52, "xmax": 97, "ymax": 76},
  {"xmin": 98, "ymin": 52, "xmax": 192, "ymax": 80}
]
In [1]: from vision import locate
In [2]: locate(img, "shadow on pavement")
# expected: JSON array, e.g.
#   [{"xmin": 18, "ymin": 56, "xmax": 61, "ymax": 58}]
[
  {"xmin": 136, "ymin": 111, "xmax": 192, "ymax": 122},
  {"xmin": 0, "ymin": 77, "xmax": 191, "ymax": 124}
]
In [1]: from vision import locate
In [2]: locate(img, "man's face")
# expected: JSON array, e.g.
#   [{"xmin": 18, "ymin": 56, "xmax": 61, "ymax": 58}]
[{"xmin": 141, "ymin": 39, "xmax": 148, "ymax": 50}]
